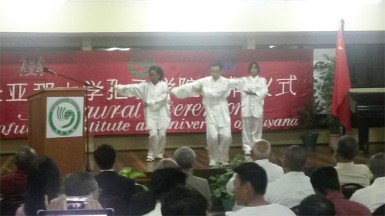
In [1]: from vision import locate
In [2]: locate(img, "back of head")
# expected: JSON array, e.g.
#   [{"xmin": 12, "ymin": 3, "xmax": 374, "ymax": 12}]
[
  {"xmin": 283, "ymin": 145, "xmax": 307, "ymax": 172},
  {"xmin": 369, "ymin": 153, "xmax": 385, "ymax": 178},
  {"xmin": 252, "ymin": 139, "xmax": 271, "ymax": 160},
  {"xmin": 174, "ymin": 147, "xmax": 196, "ymax": 170},
  {"xmin": 155, "ymin": 158, "xmax": 179, "ymax": 169},
  {"xmin": 15, "ymin": 146, "xmax": 37, "ymax": 171},
  {"xmin": 25, "ymin": 156, "xmax": 61, "ymax": 215},
  {"xmin": 161, "ymin": 185, "xmax": 207, "ymax": 216},
  {"xmin": 151, "ymin": 167, "xmax": 187, "ymax": 199},
  {"xmin": 298, "ymin": 194, "xmax": 335, "ymax": 216},
  {"xmin": 310, "ymin": 166, "xmax": 340, "ymax": 195},
  {"xmin": 64, "ymin": 172, "xmax": 99, "ymax": 197},
  {"xmin": 233, "ymin": 162, "xmax": 267, "ymax": 195},
  {"xmin": 337, "ymin": 135, "xmax": 358, "ymax": 160},
  {"xmin": 93, "ymin": 144, "xmax": 116, "ymax": 170}
]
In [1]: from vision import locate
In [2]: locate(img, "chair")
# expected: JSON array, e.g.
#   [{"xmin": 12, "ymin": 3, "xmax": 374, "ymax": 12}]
[
  {"xmin": 341, "ymin": 183, "xmax": 364, "ymax": 199},
  {"xmin": 372, "ymin": 204, "xmax": 385, "ymax": 216}
]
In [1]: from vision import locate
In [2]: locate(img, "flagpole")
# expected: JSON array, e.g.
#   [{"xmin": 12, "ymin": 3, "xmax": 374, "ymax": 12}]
[{"xmin": 340, "ymin": 19, "xmax": 345, "ymax": 31}]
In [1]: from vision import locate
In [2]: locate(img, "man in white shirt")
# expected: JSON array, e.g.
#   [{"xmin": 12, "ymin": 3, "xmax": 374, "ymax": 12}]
[
  {"xmin": 171, "ymin": 61, "xmax": 233, "ymax": 167},
  {"xmin": 226, "ymin": 139, "xmax": 284, "ymax": 196},
  {"xmin": 226, "ymin": 162, "xmax": 295, "ymax": 216},
  {"xmin": 231, "ymin": 62, "xmax": 268, "ymax": 155},
  {"xmin": 351, "ymin": 153, "xmax": 385, "ymax": 212},
  {"xmin": 115, "ymin": 66, "xmax": 171, "ymax": 162},
  {"xmin": 264, "ymin": 145, "xmax": 315, "ymax": 208},
  {"xmin": 334, "ymin": 135, "xmax": 372, "ymax": 187}
]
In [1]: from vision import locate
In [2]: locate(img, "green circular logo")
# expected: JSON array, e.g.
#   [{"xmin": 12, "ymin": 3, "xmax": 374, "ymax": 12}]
[
  {"xmin": 127, "ymin": 53, "xmax": 156, "ymax": 78},
  {"xmin": 48, "ymin": 98, "xmax": 81, "ymax": 136}
]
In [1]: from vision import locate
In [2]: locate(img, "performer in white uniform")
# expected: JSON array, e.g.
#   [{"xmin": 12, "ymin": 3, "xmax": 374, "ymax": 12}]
[
  {"xmin": 114, "ymin": 66, "xmax": 171, "ymax": 162},
  {"xmin": 171, "ymin": 61, "xmax": 232, "ymax": 167},
  {"xmin": 231, "ymin": 62, "xmax": 268, "ymax": 155}
]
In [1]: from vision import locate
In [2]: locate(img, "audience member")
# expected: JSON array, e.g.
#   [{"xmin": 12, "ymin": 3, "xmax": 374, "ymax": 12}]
[
  {"xmin": 298, "ymin": 194, "xmax": 335, "ymax": 216},
  {"xmin": 264, "ymin": 145, "xmax": 314, "ymax": 208},
  {"xmin": 351, "ymin": 153, "xmax": 385, "ymax": 212},
  {"xmin": 93, "ymin": 144, "xmax": 136, "ymax": 215},
  {"xmin": 47, "ymin": 172, "xmax": 102, "ymax": 211},
  {"xmin": 155, "ymin": 158, "xmax": 179, "ymax": 169},
  {"xmin": 0, "ymin": 146, "xmax": 37, "ymax": 197},
  {"xmin": 174, "ymin": 147, "xmax": 212, "ymax": 208},
  {"xmin": 129, "ymin": 167, "xmax": 187, "ymax": 215},
  {"xmin": 161, "ymin": 185, "xmax": 208, "ymax": 216},
  {"xmin": 335, "ymin": 135, "xmax": 371, "ymax": 187},
  {"xmin": 226, "ymin": 139, "xmax": 284, "ymax": 196},
  {"xmin": 226, "ymin": 162, "xmax": 295, "ymax": 216},
  {"xmin": 15, "ymin": 156, "xmax": 61, "ymax": 216},
  {"xmin": 310, "ymin": 166, "xmax": 371, "ymax": 216}
]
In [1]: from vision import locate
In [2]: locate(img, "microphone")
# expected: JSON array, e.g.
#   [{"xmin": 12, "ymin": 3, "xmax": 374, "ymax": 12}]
[{"xmin": 43, "ymin": 67, "xmax": 57, "ymax": 76}]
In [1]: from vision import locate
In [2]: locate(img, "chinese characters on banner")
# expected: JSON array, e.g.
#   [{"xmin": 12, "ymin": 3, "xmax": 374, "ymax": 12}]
[{"xmin": 0, "ymin": 49, "xmax": 313, "ymax": 138}]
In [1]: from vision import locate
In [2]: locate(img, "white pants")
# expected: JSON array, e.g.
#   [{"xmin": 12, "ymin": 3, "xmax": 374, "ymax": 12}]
[
  {"xmin": 241, "ymin": 116, "xmax": 263, "ymax": 153},
  {"xmin": 148, "ymin": 129, "xmax": 166, "ymax": 157},
  {"xmin": 206, "ymin": 123, "xmax": 232, "ymax": 163}
]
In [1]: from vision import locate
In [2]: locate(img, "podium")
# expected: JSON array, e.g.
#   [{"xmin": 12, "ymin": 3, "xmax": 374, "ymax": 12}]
[{"xmin": 27, "ymin": 88, "xmax": 87, "ymax": 176}]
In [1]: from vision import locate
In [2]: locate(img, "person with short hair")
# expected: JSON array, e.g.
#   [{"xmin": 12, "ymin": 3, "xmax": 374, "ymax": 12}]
[
  {"xmin": 310, "ymin": 166, "xmax": 371, "ymax": 216},
  {"xmin": 0, "ymin": 146, "xmax": 37, "ymax": 197},
  {"xmin": 335, "ymin": 135, "xmax": 372, "ymax": 187},
  {"xmin": 351, "ymin": 153, "xmax": 385, "ymax": 212},
  {"xmin": 93, "ymin": 144, "xmax": 135, "ymax": 215},
  {"xmin": 174, "ymin": 147, "xmax": 212, "ymax": 208},
  {"xmin": 230, "ymin": 62, "xmax": 268, "ymax": 155},
  {"xmin": 161, "ymin": 185, "xmax": 208, "ymax": 216},
  {"xmin": 226, "ymin": 162, "xmax": 295, "ymax": 216},
  {"xmin": 155, "ymin": 158, "xmax": 179, "ymax": 169},
  {"xmin": 298, "ymin": 194, "xmax": 335, "ymax": 216},
  {"xmin": 115, "ymin": 65, "xmax": 171, "ymax": 162},
  {"xmin": 171, "ymin": 61, "xmax": 233, "ymax": 167},
  {"xmin": 264, "ymin": 145, "xmax": 314, "ymax": 208}
]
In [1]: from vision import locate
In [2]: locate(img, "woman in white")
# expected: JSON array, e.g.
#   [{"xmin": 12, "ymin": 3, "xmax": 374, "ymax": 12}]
[
  {"xmin": 171, "ymin": 61, "xmax": 232, "ymax": 167},
  {"xmin": 231, "ymin": 62, "xmax": 268, "ymax": 155},
  {"xmin": 114, "ymin": 66, "xmax": 170, "ymax": 162}
]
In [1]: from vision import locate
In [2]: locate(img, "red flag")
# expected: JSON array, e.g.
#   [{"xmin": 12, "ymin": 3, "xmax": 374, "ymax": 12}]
[{"xmin": 331, "ymin": 28, "xmax": 351, "ymax": 131}]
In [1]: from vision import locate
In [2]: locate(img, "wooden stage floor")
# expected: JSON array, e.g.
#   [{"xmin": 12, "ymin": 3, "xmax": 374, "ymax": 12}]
[{"xmin": 1, "ymin": 143, "xmax": 384, "ymax": 176}]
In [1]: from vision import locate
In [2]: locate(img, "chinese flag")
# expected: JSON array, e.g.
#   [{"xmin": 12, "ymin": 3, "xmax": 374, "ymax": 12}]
[{"xmin": 331, "ymin": 28, "xmax": 351, "ymax": 131}]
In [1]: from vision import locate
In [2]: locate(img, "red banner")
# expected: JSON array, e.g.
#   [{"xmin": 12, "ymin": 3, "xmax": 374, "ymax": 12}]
[{"xmin": 0, "ymin": 50, "xmax": 313, "ymax": 138}]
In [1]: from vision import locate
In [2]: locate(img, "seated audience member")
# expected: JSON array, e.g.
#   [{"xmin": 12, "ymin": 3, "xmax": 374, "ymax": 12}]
[
  {"xmin": 335, "ymin": 135, "xmax": 371, "ymax": 187},
  {"xmin": 93, "ymin": 144, "xmax": 136, "ymax": 215},
  {"xmin": 351, "ymin": 153, "xmax": 385, "ymax": 212},
  {"xmin": 264, "ymin": 145, "xmax": 314, "ymax": 208},
  {"xmin": 174, "ymin": 147, "xmax": 212, "ymax": 208},
  {"xmin": 225, "ymin": 162, "xmax": 295, "ymax": 216},
  {"xmin": 298, "ymin": 194, "xmax": 335, "ymax": 216},
  {"xmin": 155, "ymin": 158, "xmax": 179, "ymax": 169},
  {"xmin": 47, "ymin": 172, "xmax": 102, "ymax": 211},
  {"xmin": 310, "ymin": 166, "xmax": 371, "ymax": 216},
  {"xmin": 226, "ymin": 139, "xmax": 284, "ymax": 196},
  {"xmin": 161, "ymin": 185, "xmax": 208, "ymax": 216},
  {"xmin": 15, "ymin": 156, "xmax": 61, "ymax": 216},
  {"xmin": 129, "ymin": 167, "xmax": 187, "ymax": 216},
  {"xmin": 0, "ymin": 146, "xmax": 37, "ymax": 197}
]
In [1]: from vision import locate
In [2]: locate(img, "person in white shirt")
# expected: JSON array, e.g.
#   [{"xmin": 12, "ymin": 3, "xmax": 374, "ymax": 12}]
[
  {"xmin": 171, "ymin": 61, "xmax": 233, "ymax": 167},
  {"xmin": 334, "ymin": 135, "xmax": 372, "ymax": 187},
  {"xmin": 114, "ymin": 66, "xmax": 171, "ymax": 162},
  {"xmin": 226, "ymin": 162, "xmax": 295, "ymax": 216},
  {"xmin": 231, "ymin": 62, "xmax": 268, "ymax": 155},
  {"xmin": 264, "ymin": 145, "xmax": 315, "ymax": 208},
  {"xmin": 226, "ymin": 139, "xmax": 284, "ymax": 196},
  {"xmin": 350, "ymin": 153, "xmax": 385, "ymax": 213}
]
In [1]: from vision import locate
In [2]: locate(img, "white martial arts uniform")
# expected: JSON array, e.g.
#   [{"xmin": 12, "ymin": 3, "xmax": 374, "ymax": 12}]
[
  {"xmin": 115, "ymin": 81, "xmax": 171, "ymax": 159},
  {"xmin": 171, "ymin": 76, "xmax": 232, "ymax": 165},
  {"xmin": 231, "ymin": 75, "xmax": 268, "ymax": 154}
]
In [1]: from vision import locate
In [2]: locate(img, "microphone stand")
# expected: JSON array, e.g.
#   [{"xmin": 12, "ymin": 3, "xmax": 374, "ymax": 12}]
[{"xmin": 44, "ymin": 68, "xmax": 113, "ymax": 172}]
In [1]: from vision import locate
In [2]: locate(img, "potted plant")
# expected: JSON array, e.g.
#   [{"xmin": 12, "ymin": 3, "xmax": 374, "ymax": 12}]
[
  {"xmin": 209, "ymin": 154, "xmax": 246, "ymax": 211},
  {"xmin": 313, "ymin": 54, "xmax": 342, "ymax": 150},
  {"xmin": 119, "ymin": 167, "xmax": 149, "ymax": 192},
  {"xmin": 297, "ymin": 102, "xmax": 322, "ymax": 150}
]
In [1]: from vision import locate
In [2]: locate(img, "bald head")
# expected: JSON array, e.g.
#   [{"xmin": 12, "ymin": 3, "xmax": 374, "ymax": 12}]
[
  {"xmin": 369, "ymin": 153, "xmax": 385, "ymax": 178},
  {"xmin": 252, "ymin": 139, "xmax": 271, "ymax": 160},
  {"xmin": 283, "ymin": 145, "xmax": 307, "ymax": 172},
  {"xmin": 15, "ymin": 146, "xmax": 37, "ymax": 171}
]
